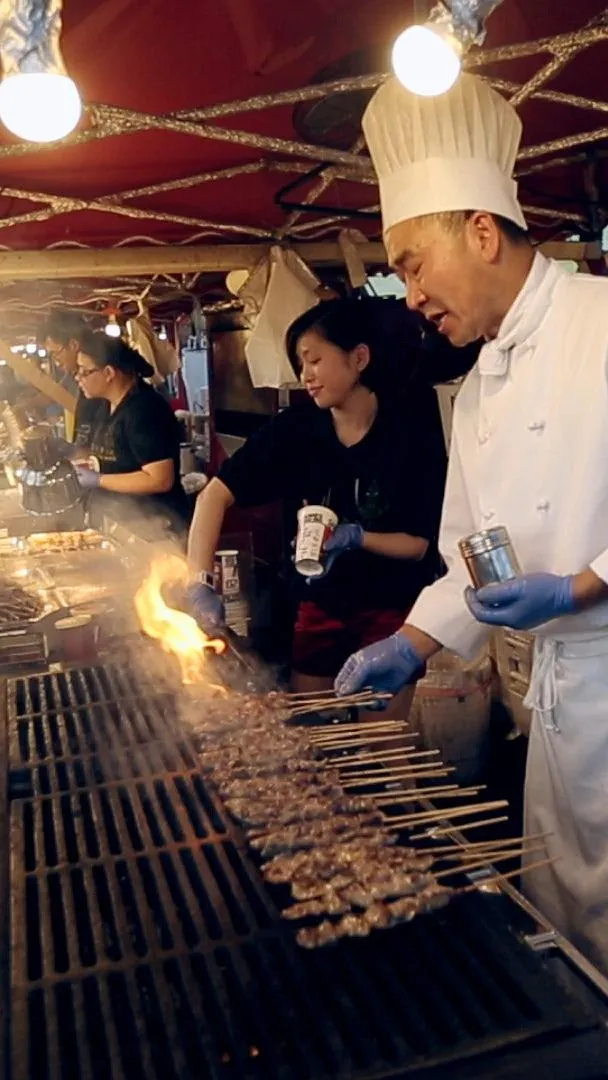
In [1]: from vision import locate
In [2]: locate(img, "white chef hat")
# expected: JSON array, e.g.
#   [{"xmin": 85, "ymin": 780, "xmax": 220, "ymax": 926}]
[{"xmin": 362, "ymin": 73, "xmax": 526, "ymax": 234}]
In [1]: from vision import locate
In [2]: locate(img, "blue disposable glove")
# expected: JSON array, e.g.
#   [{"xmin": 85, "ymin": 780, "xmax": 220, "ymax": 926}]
[
  {"xmin": 186, "ymin": 582, "xmax": 225, "ymax": 633},
  {"xmin": 74, "ymin": 465, "xmax": 100, "ymax": 490},
  {"xmin": 335, "ymin": 632, "xmax": 424, "ymax": 697},
  {"xmin": 305, "ymin": 522, "xmax": 364, "ymax": 582},
  {"xmin": 465, "ymin": 573, "xmax": 576, "ymax": 631},
  {"xmin": 324, "ymin": 522, "xmax": 364, "ymax": 556}
]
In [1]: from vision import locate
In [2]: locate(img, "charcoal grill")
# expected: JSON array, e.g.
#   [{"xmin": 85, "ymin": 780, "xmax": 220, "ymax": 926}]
[{"xmin": 2, "ymin": 660, "xmax": 608, "ymax": 1080}]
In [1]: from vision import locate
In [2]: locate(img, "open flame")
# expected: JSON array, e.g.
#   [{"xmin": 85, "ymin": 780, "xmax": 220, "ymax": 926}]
[{"xmin": 134, "ymin": 553, "xmax": 225, "ymax": 684}]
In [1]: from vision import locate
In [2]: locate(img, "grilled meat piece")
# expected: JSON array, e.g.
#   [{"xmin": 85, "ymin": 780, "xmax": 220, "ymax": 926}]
[
  {"xmin": 283, "ymin": 893, "xmax": 351, "ymax": 920},
  {"xmin": 225, "ymin": 795, "xmax": 372, "ymax": 829},
  {"xmin": 262, "ymin": 838, "xmax": 400, "ymax": 884},
  {"xmin": 295, "ymin": 885, "xmax": 453, "ymax": 947},
  {"xmin": 253, "ymin": 824, "xmax": 389, "ymax": 858}
]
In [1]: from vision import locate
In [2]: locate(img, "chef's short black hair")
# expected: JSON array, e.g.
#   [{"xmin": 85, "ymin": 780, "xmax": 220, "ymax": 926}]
[
  {"xmin": 436, "ymin": 210, "xmax": 529, "ymax": 245},
  {"xmin": 43, "ymin": 310, "xmax": 88, "ymax": 345},
  {"xmin": 78, "ymin": 329, "xmax": 154, "ymax": 379},
  {"xmin": 285, "ymin": 298, "xmax": 391, "ymax": 394}
]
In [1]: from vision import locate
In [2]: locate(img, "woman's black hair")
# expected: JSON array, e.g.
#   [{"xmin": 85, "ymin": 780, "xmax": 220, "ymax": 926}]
[
  {"xmin": 78, "ymin": 329, "xmax": 154, "ymax": 379},
  {"xmin": 285, "ymin": 298, "xmax": 394, "ymax": 396}
]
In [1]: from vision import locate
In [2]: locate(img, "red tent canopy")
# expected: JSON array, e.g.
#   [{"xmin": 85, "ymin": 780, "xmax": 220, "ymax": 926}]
[{"xmin": 0, "ymin": 0, "xmax": 606, "ymax": 330}]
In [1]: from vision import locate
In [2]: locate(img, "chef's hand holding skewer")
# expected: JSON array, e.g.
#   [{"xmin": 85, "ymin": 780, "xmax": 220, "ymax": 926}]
[
  {"xmin": 465, "ymin": 572, "xmax": 576, "ymax": 631},
  {"xmin": 334, "ymin": 630, "xmax": 425, "ymax": 698},
  {"xmin": 186, "ymin": 579, "xmax": 226, "ymax": 633}
]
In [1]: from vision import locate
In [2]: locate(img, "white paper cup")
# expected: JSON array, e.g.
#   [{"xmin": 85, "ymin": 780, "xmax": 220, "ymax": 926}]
[{"xmin": 295, "ymin": 506, "xmax": 338, "ymax": 577}]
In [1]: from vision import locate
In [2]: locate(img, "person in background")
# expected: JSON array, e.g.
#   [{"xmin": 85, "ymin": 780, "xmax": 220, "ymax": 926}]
[
  {"xmin": 73, "ymin": 330, "xmax": 189, "ymax": 533},
  {"xmin": 186, "ymin": 298, "xmax": 449, "ymax": 714},
  {"xmin": 44, "ymin": 310, "xmax": 108, "ymax": 450},
  {"xmin": 334, "ymin": 72, "xmax": 608, "ymax": 974}
]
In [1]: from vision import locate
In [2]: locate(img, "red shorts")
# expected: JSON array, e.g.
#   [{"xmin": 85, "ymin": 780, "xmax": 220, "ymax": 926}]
[{"xmin": 292, "ymin": 601, "xmax": 407, "ymax": 678}]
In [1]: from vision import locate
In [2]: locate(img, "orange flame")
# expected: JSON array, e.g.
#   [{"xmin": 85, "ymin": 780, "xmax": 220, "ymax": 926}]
[{"xmin": 134, "ymin": 553, "xmax": 225, "ymax": 684}]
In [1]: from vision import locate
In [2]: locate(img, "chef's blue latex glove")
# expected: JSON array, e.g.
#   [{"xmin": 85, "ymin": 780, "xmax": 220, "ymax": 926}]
[
  {"xmin": 186, "ymin": 582, "xmax": 225, "ymax": 633},
  {"xmin": 335, "ymin": 632, "xmax": 424, "ymax": 697},
  {"xmin": 306, "ymin": 522, "xmax": 364, "ymax": 582},
  {"xmin": 465, "ymin": 573, "xmax": 576, "ymax": 630},
  {"xmin": 74, "ymin": 465, "xmax": 100, "ymax": 490}
]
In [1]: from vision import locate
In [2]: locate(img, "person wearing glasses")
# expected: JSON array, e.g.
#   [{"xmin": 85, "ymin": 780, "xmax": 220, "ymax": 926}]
[
  {"xmin": 187, "ymin": 299, "xmax": 477, "ymax": 701},
  {"xmin": 44, "ymin": 311, "xmax": 108, "ymax": 449},
  {"xmin": 73, "ymin": 330, "xmax": 189, "ymax": 533}
]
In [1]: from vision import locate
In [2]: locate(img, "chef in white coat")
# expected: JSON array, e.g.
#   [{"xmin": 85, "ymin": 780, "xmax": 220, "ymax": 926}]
[{"xmin": 335, "ymin": 72, "xmax": 608, "ymax": 974}]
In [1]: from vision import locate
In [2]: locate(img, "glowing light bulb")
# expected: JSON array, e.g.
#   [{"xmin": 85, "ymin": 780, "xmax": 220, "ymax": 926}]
[
  {"xmin": 0, "ymin": 73, "xmax": 81, "ymax": 143},
  {"xmin": 158, "ymin": 325, "xmax": 168, "ymax": 341},
  {"xmin": 25, "ymin": 341, "xmax": 37, "ymax": 355},
  {"xmin": 37, "ymin": 348, "xmax": 47, "ymax": 358},
  {"xmin": 392, "ymin": 24, "xmax": 461, "ymax": 97},
  {"xmin": 104, "ymin": 315, "xmax": 121, "ymax": 338}
]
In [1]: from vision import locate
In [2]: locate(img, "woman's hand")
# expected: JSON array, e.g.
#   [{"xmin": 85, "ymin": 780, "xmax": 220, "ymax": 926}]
[
  {"xmin": 309, "ymin": 522, "xmax": 364, "ymax": 579},
  {"xmin": 74, "ymin": 465, "xmax": 100, "ymax": 490}
]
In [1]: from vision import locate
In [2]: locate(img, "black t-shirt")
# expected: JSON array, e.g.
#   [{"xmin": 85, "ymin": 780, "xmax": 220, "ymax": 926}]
[
  {"xmin": 219, "ymin": 389, "xmax": 448, "ymax": 618},
  {"xmin": 88, "ymin": 380, "xmax": 189, "ymax": 526},
  {"xmin": 74, "ymin": 392, "xmax": 108, "ymax": 449}
]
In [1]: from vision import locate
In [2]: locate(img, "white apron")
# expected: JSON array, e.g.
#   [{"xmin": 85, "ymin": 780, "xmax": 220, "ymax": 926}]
[{"xmin": 523, "ymin": 632, "xmax": 608, "ymax": 975}]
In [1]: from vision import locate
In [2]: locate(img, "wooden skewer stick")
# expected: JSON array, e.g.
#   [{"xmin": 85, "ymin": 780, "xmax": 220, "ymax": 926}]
[
  {"xmin": 411, "ymin": 814, "xmax": 509, "ymax": 838},
  {"xmin": 283, "ymin": 686, "xmax": 393, "ymax": 700},
  {"xmin": 310, "ymin": 733, "xmax": 412, "ymax": 749},
  {"xmin": 371, "ymin": 784, "xmax": 487, "ymax": 804},
  {"xmin": 339, "ymin": 748, "xmax": 441, "ymax": 767},
  {"xmin": 460, "ymin": 856, "xmax": 559, "ymax": 894},
  {"xmin": 434, "ymin": 843, "xmax": 547, "ymax": 879},
  {"xmin": 282, "ymin": 689, "xmax": 344, "ymax": 699},
  {"xmin": 341, "ymin": 761, "xmax": 450, "ymax": 780},
  {"xmin": 342, "ymin": 767, "xmax": 455, "ymax": 788},
  {"xmin": 287, "ymin": 690, "xmax": 392, "ymax": 711},
  {"xmin": 308, "ymin": 718, "xmax": 408, "ymax": 735},
  {"xmin": 313, "ymin": 733, "xmax": 415, "ymax": 752},
  {"xmin": 421, "ymin": 830, "xmax": 551, "ymax": 857},
  {"xmin": 403, "ymin": 834, "xmax": 530, "ymax": 858},
  {"xmin": 386, "ymin": 799, "xmax": 508, "ymax": 828}
]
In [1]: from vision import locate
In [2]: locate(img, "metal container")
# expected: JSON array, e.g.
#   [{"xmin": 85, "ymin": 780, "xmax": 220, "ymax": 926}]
[
  {"xmin": 459, "ymin": 526, "xmax": 521, "ymax": 588},
  {"xmin": 213, "ymin": 548, "xmax": 241, "ymax": 598}
]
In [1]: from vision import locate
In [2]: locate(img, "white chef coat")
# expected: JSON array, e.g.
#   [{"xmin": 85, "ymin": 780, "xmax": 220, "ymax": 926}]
[
  {"xmin": 410, "ymin": 253, "xmax": 608, "ymax": 656},
  {"xmin": 408, "ymin": 253, "xmax": 608, "ymax": 974}
]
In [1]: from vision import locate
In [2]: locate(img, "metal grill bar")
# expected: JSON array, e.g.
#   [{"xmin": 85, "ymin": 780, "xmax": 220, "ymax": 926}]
[{"xmin": 6, "ymin": 665, "xmax": 608, "ymax": 1080}]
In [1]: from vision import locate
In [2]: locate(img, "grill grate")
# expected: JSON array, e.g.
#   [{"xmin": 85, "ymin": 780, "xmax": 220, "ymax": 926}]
[{"xmin": 7, "ymin": 665, "xmax": 608, "ymax": 1080}]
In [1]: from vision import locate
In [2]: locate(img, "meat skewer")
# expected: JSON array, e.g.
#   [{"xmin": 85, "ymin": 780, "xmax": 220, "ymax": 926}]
[
  {"xmin": 284, "ymin": 844, "xmax": 545, "ymax": 917},
  {"xmin": 285, "ymin": 842, "xmax": 546, "ymax": 909},
  {"xmin": 294, "ymin": 858, "xmax": 558, "ymax": 948},
  {"xmin": 261, "ymin": 831, "xmax": 547, "ymax": 886}
]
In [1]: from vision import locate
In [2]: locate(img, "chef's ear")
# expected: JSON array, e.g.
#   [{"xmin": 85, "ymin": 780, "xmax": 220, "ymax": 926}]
[
  {"xmin": 465, "ymin": 211, "xmax": 501, "ymax": 265},
  {"xmin": 352, "ymin": 343, "xmax": 370, "ymax": 374}
]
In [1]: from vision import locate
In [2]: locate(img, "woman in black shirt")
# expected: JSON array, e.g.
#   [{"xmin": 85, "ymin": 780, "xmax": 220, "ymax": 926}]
[
  {"xmin": 74, "ymin": 331, "xmax": 189, "ymax": 533},
  {"xmin": 187, "ymin": 299, "xmax": 459, "ymax": 699}
]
